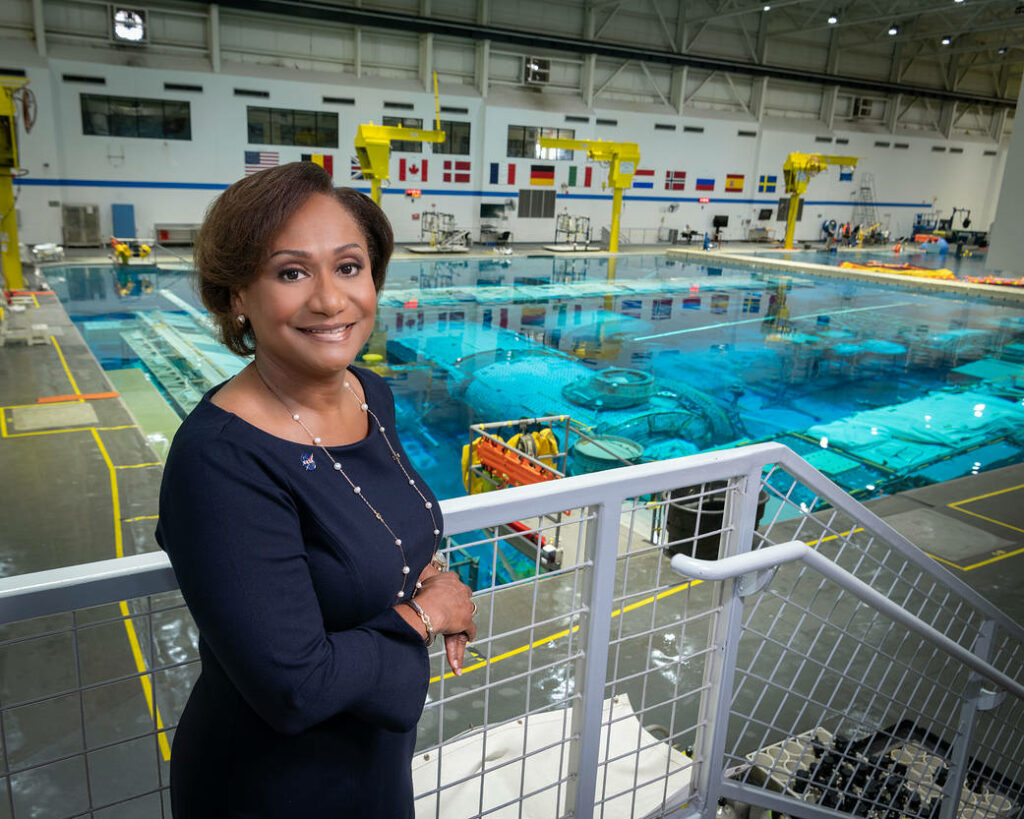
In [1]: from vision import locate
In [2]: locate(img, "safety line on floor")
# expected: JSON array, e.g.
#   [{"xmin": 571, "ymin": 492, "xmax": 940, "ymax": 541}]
[
  {"xmin": 90, "ymin": 427, "xmax": 173, "ymax": 762},
  {"xmin": 50, "ymin": 336, "xmax": 82, "ymax": 398},
  {"xmin": 115, "ymin": 462, "xmax": 162, "ymax": 470}
]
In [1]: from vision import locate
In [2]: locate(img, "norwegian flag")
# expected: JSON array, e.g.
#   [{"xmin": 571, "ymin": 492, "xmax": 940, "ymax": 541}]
[
  {"xmin": 350, "ymin": 156, "xmax": 365, "ymax": 180},
  {"xmin": 665, "ymin": 170, "xmax": 686, "ymax": 191},
  {"xmin": 399, "ymin": 158, "xmax": 428, "ymax": 182},
  {"xmin": 443, "ymin": 160, "xmax": 471, "ymax": 183}
]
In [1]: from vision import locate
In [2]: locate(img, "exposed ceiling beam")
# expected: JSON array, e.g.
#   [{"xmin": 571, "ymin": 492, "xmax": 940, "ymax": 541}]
[{"xmin": 185, "ymin": 0, "xmax": 1020, "ymax": 107}]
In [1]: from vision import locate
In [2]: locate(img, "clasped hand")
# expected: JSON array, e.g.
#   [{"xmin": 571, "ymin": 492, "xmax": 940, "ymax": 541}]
[{"xmin": 414, "ymin": 564, "xmax": 477, "ymax": 675}]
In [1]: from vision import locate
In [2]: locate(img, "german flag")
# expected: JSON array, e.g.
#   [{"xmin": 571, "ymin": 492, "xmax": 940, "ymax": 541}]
[
  {"xmin": 530, "ymin": 164, "xmax": 555, "ymax": 186},
  {"xmin": 302, "ymin": 153, "xmax": 334, "ymax": 178}
]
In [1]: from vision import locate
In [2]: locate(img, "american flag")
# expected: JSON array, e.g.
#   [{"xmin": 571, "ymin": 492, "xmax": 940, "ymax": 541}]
[
  {"xmin": 350, "ymin": 156, "xmax": 365, "ymax": 180},
  {"xmin": 244, "ymin": 151, "xmax": 279, "ymax": 175}
]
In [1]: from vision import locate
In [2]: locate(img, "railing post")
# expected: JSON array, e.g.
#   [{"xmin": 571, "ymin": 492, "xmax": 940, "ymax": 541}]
[
  {"xmin": 566, "ymin": 498, "xmax": 623, "ymax": 818},
  {"xmin": 938, "ymin": 618, "xmax": 998, "ymax": 819},
  {"xmin": 691, "ymin": 469, "xmax": 764, "ymax": 815}
]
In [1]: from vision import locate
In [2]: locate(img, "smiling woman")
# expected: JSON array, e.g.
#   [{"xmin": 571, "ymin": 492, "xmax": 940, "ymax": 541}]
[{"xmin": 156, "ymin": 162, "xmax": 477, "ymax": 818}]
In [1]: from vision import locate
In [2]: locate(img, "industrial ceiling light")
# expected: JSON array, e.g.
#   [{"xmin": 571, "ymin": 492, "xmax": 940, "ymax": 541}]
[
  {"xmin": 941, "ymin": 35, "xmax": 952, "ymax": 45},
  {"xmin": 111, "ymin": 7, "xmax": 147, "ymax": 43},
  {"xmin": 763, "ymin": 4, "xmax": 771, "ymax": 10},
  {"xmin": 827, "ymin": 13, "xmax": 839, "ymax": 24},
  {"xmin": 999, "ymin": 47, "xmax": 1008, "ymax": 53},
  {"xmin": 887, "ymin": 23, "xmax": 899, "ymax": 35}
]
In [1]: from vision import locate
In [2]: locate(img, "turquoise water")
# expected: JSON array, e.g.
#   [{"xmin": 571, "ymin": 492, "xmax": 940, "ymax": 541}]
[{"xmin": 51, "ymin": 254, "xmax": 1024, "ymax": 518}]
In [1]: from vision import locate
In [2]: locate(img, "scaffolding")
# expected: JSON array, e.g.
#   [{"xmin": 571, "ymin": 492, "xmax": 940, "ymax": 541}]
[
  {"xmin": 851, "ymin": 172, "xmax": 880, "ymax": 228},
  {"xmin": 420, "ymin": 211, "xmax": 471, "ymax": 250}
]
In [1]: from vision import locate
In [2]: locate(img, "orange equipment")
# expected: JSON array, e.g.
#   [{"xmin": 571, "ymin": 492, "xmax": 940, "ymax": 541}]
[{"xmin": 475, "ymin": 436, "xmax": 559, "ymax": 488}]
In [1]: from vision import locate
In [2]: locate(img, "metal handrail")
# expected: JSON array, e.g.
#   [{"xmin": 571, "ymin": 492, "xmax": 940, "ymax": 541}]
[{"xmin": 671, "ymin": 543, "xmax": 1024, "ymax": 702}]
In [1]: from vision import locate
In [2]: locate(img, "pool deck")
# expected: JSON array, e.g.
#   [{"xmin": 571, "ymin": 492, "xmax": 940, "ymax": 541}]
[{"xmin": 665, "ymin": 247, "xmax": 1024, "ymax": 306}]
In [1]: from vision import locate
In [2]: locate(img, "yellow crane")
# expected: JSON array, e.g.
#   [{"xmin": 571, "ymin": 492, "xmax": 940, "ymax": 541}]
[
  {"xmin": 1, "ymin": 74, "xmax": 30, "ymax": 291},
  {"xmin": 537, "ymin": 136, "xmax": 640, "ymax": 253},
  {"xmin": 353, "ymin": 73, "xmax": 446, "ymax": 205},
  {"xmin": 781, "ymin": 152, "xmax": 858, "ymax": 249}
]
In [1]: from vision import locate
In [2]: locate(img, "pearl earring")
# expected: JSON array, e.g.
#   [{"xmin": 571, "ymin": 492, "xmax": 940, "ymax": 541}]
[{"xmin": 237, "ymin": 314, "xmax": 247, "ymax": 325}]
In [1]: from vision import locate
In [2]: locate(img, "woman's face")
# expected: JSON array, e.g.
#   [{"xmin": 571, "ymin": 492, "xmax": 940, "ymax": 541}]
[{"xmin": 235, "ymin": 193, "xmax": 378, "ymax": 379}]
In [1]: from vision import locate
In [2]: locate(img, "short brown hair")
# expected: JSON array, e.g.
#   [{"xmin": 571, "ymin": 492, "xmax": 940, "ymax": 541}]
[{"xmin": 194, "ymin": 162, "xmax": 394, "ymax": 356}]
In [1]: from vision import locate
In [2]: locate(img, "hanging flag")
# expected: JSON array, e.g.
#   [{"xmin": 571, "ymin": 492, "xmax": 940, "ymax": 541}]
[
  {"xmin": 301, "ymin": 153, "xmax": 334, "ymax": 178},
  {"xmin": 758, "ymin": 175, "xmax": 777, "ymax": 193},
  {"xmin": 244, "ymin": 151, "xmax": 279, "ymax": 175},
  {"xmin": 443, "ymin": 159, "xmax": 471, "ymax": 183},
  {"xmin": 839, "ymin": 168, "xmax": 854, "ymax": 182},
  {"xmin": 632, "ymin": 168, "xmax": 655, "ymax": 189},
  {"xmin": 665, "ymin": 170, "xmax": 686, "ymax": 191},
  {"xmin": 530, "ymin": 164, "xmax": 555, "ymax": 186},
  {"xmin": 567, "ymin": 166, "xmax": 594, "ymax": 188},
  {"xmin": 725, "ymin": 174, "xmax": 744, "ymax": 192},
  {"xmin": 399, "ymin": 158, "xmax": 428, "ymax": 182},
  {"xmin": 489, "ymin": 162, "xmax": 517, "ymax": 185},
  {"xmin": 695, "ymin": 177, "xmax": 715, "ymax": 191},
  {"xmin": 350, "ymin": 156, "xmax": 365, "ymax": 180}
]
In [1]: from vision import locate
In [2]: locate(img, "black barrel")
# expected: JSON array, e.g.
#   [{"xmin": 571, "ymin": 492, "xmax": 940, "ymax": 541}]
[{"xmin": 665, "ymin": 481, "xmax": 769, "ymax": 560}]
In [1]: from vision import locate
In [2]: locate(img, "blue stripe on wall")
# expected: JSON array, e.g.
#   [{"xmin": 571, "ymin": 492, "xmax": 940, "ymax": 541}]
[{"xmin": 12, "ymin": 178, "xmax": 927, "ymax": 208}]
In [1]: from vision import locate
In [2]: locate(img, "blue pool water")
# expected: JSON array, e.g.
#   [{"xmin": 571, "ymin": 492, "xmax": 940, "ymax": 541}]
[{"xmin": 50, "ymin": 253, "xmax": 1024, "ymax": 521}]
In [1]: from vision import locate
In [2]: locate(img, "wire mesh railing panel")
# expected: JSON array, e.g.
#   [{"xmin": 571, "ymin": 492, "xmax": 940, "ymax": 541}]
[
  {"xmin": 0, "ymin": 592, "xmax": 196, "ymax": 819},
  {"xmin": 713, "ymin": 458, "xmax": 1024, "ymax": 819},
  {"xmin": 414, "ymin": 504, "xmax": 593, "ymax": 817}
]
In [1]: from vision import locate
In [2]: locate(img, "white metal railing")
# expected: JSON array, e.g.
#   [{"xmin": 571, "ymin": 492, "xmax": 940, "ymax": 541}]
[{"xmin": 0, "ymin": 443, "xmax": 1021, "ymax": 819}]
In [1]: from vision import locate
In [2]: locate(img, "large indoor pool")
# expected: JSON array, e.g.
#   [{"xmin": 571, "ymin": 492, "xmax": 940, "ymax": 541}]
[{"xmin": 49, "ymin": 252, "xmax": 1024, "ymax": 518}]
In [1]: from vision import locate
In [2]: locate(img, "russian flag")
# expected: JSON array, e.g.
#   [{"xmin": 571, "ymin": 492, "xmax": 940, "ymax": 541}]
[
  {"xmin": 695, "ymin": 178, "xmax": 715, "ymax": 191},
  {"xmin": 632, "ymin": 168, "xmax": 655, "ymax": 189}
]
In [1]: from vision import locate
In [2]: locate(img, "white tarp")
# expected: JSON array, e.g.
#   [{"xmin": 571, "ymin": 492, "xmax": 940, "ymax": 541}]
[{"xmin": 413, "ymin": 695, "xmax": 694, "ymax": 818}]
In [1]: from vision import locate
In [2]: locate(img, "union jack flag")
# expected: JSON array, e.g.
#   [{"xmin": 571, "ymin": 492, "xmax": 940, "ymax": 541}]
[{"xmin": 350, "ymin": 156, "xmax": 365, "ymax": 180}]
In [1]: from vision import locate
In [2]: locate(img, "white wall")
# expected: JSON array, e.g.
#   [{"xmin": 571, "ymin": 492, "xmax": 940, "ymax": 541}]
[
  {"xmin": 10, "ymin": 55, "xmax": 1011, "ymax": 249},
  {"xmin": 987, "ymin": 80, "xmax": 1024, "ymax": 274}
]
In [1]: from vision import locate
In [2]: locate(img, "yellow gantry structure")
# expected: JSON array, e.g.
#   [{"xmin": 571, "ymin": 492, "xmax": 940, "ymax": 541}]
[
  {"xmin": 353, "ymin": 73, "xmax": 446, "ymax": 205},
  {"xmin": 781, "ymin": 152, "xmax": 859, "ymax": 249},
  {"xmin": 1, "ymin": 75, "xmax": 29, "ymax": 290},
  {"xmin": 537, "ymin": 137, "xmax": 640, "ymax": 253}
]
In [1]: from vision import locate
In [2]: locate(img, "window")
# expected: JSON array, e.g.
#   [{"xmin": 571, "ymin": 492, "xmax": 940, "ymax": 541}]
[
  {"xmin": 507, "ymin": 125, "xmax": 575, "ymax": 160},
  {"xmin": 517, "ymin": 189, "xmax": 556, "ymax": 218},
  {"xmin": 433, "ymin": 120, "xmax": 471, "ymax": 155},
  {"xmin": 383, "ymin": 116, "xmax": 423, "ymax": 153},
  {"xmin": 247, "ymin": 106, "xmax": 338, "ymax": 147},
  {"xmin": 81, "ymin": 94, "xmax": 191, "ymax": 140}
]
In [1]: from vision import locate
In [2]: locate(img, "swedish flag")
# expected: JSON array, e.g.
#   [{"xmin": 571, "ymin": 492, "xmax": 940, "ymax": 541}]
[{"xmin": 758, "ymin": 175, "xmax": 777, "ymax": 193}]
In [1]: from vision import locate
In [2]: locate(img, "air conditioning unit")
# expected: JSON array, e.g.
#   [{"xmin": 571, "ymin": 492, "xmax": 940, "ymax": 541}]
[
  {"xmin": 852, "ymin": 98, "xmax": 874, "ymax": 118},
  {"xmin": 524, "ymin": 57, "xmax": 550, "ymax": 85}
]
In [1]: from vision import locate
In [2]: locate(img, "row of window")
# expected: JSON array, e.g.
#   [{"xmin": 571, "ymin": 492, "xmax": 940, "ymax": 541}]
[{"xmin": 79, "ymin": 94, "xmax": 574, "ymax": 159}]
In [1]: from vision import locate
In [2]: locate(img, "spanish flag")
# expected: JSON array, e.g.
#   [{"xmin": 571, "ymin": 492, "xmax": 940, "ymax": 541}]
[
  {"xmin": 725, "ymin": 174, "xmax": 744, "ymax": 192},
  {"xmin": 530, "ymin": 164, "xmax": 555, "ymax": 186},
  {"xmin": 302, "ymin": 153, "xmax": 334, "ymax": 178}
]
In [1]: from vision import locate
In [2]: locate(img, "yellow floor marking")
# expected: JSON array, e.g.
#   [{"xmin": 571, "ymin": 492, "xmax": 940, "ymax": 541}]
[
  {"xmin": 116, "ymin": 462, "xmax": 162, "ymax": 470},
  {"xmin": 958, "ymin": 545, "xmax": 1024, "ymax": 572},
  {"xmin": 91, "ymin": 428, "xmax": 172, "ymax": 761},
  {"xmin": 948, "ymin": 482, "xmax": 1024, "ymax": 508},
  {"xmin": 50, "ymin": 336, "xmax": 82, "ymax": 398},
  {"xmin": 2, "ymin": 425, "xmax": 100, "ymax": 438},
  {"xmin": 99, "ymin": 424, "xmax": 137, "ymax": 431},
  {"xmin": 950, "ymin": 506, "xmax": 1024, "ymax": 536},
  {"xmin": 0, "ymin": 400, "xmax": 89, "ymax": 410},
  {"xmin": 123, "ymin": 515, "xmax": 159, "ymax": 524},
  {"xmin": 0, "ymin": 412, "xmax": 6, "ymax": 439},
  {"xmin": 427, "ymin": 524, "xmax": 946, "ymax": 685}
]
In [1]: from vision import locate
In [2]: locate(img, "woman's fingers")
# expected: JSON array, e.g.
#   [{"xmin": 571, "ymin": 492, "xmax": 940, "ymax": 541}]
[{"xmin": 445, "ymin": 633, "xmax": 467, "ymax": 676}]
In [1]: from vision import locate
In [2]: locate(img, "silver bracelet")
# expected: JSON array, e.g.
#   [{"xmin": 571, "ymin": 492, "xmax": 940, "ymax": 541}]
[{"xmin": 405, "ymin": 599, "xmax": 436, "ymax": 647}]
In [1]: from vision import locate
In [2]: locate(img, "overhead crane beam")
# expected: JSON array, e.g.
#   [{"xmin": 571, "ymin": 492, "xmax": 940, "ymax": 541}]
[
  {"xmin": 781, "ymin": 151, "xmax": 859, "ymax": 250},
  {"xmin": 353, "ymin": 72, "xmax": 446, "ymax": 205},
  {"xmin": 537, "ymin": 137, "xmax": 640, "ymax": 253}
]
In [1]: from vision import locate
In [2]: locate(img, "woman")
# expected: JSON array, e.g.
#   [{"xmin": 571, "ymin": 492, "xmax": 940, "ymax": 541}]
[{"xmin": 156, "ymin": 162, "xmax": 476, "ymax": 817}]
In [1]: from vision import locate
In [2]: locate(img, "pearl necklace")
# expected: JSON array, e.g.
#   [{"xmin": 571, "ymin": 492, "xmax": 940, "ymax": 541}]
[{"xmin": 254, "ymin": 365, "xmax": 441, "ymax": 601}]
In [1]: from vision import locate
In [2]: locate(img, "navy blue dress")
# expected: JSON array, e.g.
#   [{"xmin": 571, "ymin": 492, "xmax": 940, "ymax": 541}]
[{"xmin": 156, "ymin": 367, "xmax": 437, "ymax": 817}]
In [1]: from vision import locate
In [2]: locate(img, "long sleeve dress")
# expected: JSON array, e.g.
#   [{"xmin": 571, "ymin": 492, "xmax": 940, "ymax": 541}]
[{"xmin": 155, "ymin": 366, "xmax": 439, "ymax": 818}]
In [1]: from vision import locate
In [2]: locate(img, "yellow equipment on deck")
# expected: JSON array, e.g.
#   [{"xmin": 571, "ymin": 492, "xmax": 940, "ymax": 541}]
[
  {"xmin": 781, "ymin": 152, "xmax": 859, "ymax": 249},
  {"xmin": 353, "ymin": 73, "xmax": 446, "ymax": 205},
  {"xmin": 537, "ymin": 136, "xmax": 640, "ymax": 253},
  {"xmin": 1, "ymin": 75, "xmax": 30, "ymax": 291}
]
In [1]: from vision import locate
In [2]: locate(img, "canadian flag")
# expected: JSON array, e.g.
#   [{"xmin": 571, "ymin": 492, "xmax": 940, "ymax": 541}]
[{"xmin": 399, "ymin": 158, "xmax": 428, "ymax": 182}]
